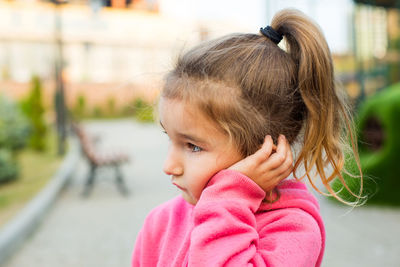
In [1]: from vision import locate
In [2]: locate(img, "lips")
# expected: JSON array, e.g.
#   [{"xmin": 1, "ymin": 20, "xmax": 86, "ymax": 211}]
[{"xmin": 172, "ymin": 182, "xmax": 185, "ymax": 191}]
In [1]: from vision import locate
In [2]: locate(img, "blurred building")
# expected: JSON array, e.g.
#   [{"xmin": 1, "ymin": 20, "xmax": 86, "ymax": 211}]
[
  {"xmin": 0, "ymin": 0, "xmax": 399, "ymax": 106},
  {"xmin": 0, "ymin": 0, "xmax": 199, "ymax": 79},
  {"xmin": 0, "ymin": 0, "xmax": 354, "ymax": 83},
  {"xmin": 351, "ymin": 0, "xmax": 400, "ymax": 101}
]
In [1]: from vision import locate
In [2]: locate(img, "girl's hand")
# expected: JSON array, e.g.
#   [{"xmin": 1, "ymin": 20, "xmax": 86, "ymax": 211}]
[{"xmin": 228, "ymin": 135, "xmax": 293, "ymax": 193}]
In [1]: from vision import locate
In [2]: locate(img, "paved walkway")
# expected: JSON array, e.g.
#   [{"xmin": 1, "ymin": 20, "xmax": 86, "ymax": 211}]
[{"xmin": 3, "ymin": 120, "xmax": 400, "ymax": 267}]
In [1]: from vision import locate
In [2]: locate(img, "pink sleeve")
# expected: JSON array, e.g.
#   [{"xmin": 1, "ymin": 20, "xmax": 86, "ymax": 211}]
[
  {"xmin": 131, "ymin": 228, "xmax": 143, "ymax": 267},
  {"xmin": 189, "ymin": 169, "xmax": 322, "ymax": 267}
]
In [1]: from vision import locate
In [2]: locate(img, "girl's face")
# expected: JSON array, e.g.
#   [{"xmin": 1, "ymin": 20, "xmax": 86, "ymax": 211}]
[{"xmin": 159, "ymin": 97, "xmax": 243, "ymax": 205}]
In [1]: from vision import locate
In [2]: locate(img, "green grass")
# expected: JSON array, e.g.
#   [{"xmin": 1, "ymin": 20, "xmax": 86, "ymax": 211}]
[
  {"xmin": 71, "ymin": 97, "xmax": 156, "ymax": 123},
  {"xmin": 0, "ymin": 131, "xmax": 62, "ymax": 227}
]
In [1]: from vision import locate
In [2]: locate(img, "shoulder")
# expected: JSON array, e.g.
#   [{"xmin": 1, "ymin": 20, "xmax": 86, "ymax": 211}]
[
  {"xmin": 256, "ymin": 207, "xmax": 323, "ymax": 266},
  {"xmin": 262, "ymin": 179, "xmax": 324, "ymax": 234},
  {"xmin": 261, "ymin": 179, "xmax": 321, "ymax": 217},
  {"xmin": 256, "ymin": 179, "xmax": 325, "ymax": 266},
  {"xmin": 257, "ymin": 207, "xmax": 322, "ymax": 240}
]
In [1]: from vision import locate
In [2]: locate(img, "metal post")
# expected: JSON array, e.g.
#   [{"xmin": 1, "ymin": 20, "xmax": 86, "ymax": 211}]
[
  {"xmin": 354, "ymin": 4, "xmax": 366, "ymax": 109},
  {"xmin": 53, "ymin": 0, "xmax": 67, "ymax": 155}
]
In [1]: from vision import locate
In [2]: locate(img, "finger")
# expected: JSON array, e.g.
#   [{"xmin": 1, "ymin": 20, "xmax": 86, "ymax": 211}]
[
  {"xmin": 265, "ymin": 135, "xmax": 287, "ymax": 169},
  {"xmin": 284, "ymin": 137, "xmax": 294, "ymax": 172},
  {"xmin": 265, "ymin": 135, "xmax": 294, "ymax": 173},
  {"xmin": 279, "ymin": 167, "xmax": 294, "ymax": 181},
  {"xmin": 261, "ymin": 135, "xmax": 274, "ymax": 158},
  {"xmin": 279, "ymin": 159, "xmax": 294, "ymax": 177},
  {"xmin": 272, "ymin": 144, "xmax": 277, "ymax": 152},
  {"xmin": 273, "ymin": 169, "xmax": 292, "ymax": 185},
  {"xmin": 282, "ymin": 166, "xmax": 293, "ymax": 178},
  {"xmin": 260, "ymin": 169, "xmax": 290, "ymax": 192},
  {"xmin": 252, "ymin": 135, "xmax": 274, "ymax": 163},
  {"xmin": 276, "ymin": 134, "xmax": 286, "ymax": 156},
  {"xmin": 285, "ymin": 137, "xmax": 293, "ymax": 163},
  {"xmin": 268, "ymin": 153, "xmax": 294, "ymax": 178},
  {"xmin": 266, "ymin": 164, "xmax": 293, "ymax": 186},
  {"xmin": 270, "ymin": 142, "xmax": 293, "ymax": 172},
  {"xmin": 283, "ymin": 137, "xmax": 293, "ymax": 169}
]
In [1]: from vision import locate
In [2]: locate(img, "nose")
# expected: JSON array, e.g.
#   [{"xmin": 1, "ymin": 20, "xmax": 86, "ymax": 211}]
[{"xmin": 163, "ymin": 145, "xmax": 183, "ymax": 176}]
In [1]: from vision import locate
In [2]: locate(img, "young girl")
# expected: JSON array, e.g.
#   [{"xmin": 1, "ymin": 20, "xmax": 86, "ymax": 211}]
[{"xmin": 132, "ymin": 8, "xmax": 362, "ymax": 267}]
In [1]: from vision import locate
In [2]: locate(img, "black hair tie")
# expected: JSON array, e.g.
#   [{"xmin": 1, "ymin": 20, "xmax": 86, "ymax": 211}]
[{"xmin": 260, "ymin": 26, "xmax": 283, "ymax": 45}]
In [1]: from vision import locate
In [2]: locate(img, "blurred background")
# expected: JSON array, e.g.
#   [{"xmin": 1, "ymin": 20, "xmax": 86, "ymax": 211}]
[{"xmin": 0, "ymin": 0, "xmax": 399, "ymax": 266}]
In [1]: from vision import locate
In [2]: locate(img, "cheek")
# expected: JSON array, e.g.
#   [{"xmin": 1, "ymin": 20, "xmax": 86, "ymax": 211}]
[
  {"xmin": 194, "ymin": 165, "xmax": 217, "ymax": 185},
  {"xmin": 189, "ymin": 161, "xmax": 218, "ymax": 188},
  {"xmin": 215, "ymin": 151, "xmax": 242, "ymax": 170}
]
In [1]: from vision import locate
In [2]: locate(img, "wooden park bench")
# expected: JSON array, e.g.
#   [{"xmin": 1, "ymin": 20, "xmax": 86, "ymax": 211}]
[{"xmin": 72, "ymin": 123, "xmax": 130, "ymax": 197}]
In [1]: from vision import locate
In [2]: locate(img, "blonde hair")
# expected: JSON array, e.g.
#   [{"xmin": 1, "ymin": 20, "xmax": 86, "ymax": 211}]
[{"xmin": 162, "ymin": 9, "xmax": 363, "ymax": 205}]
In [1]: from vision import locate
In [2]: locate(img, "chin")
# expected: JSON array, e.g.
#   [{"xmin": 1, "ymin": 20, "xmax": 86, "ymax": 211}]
[{"xmin": 182, "ymin": 194, "xmax": 197, "ymax": 205}]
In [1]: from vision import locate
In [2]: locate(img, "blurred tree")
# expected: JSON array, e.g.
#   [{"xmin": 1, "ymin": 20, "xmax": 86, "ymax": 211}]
[
  {"xmin": 72, "ymin": 94, "xmax": 87, "ymax": 119},
  {"xmin": 21, "ymin": 76, "xmax": 47, "ymax": 151},
  {"xmin": 107, "ymin": 96, "xmax": 116, "ymax": 117}
]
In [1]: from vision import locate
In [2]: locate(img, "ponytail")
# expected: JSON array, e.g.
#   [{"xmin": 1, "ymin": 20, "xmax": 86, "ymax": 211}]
[{"xmin": 271, "ymin": 9, "xmax": 364, "ymax": 205}]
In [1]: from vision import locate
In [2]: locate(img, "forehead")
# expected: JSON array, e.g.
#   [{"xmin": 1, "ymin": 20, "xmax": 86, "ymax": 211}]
[{"xmin": 159, "ymin": 97, "xmax": 224, "ymax": 140}]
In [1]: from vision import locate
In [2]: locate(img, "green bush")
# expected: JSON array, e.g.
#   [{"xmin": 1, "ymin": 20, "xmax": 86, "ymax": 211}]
[
  {"xmin": 0, "ymin": 149, "xmax": 19, "ymax": 183},
  {"xmin": 0, "ymin": 95, "xmax": 29, "ymax": 183},
  {"xmin": 132, "ymin": 98, "xmax": 154, "ymax": 123},
  {"xmin": 332, "ymin": 83, "xmax": 400, "ymax": 206},
  {"xmin": 21, "ymin": 75, "xmax": 47, "ymax": 151},
  {"xmin": 0, "ymin": 95, "xmax": 30, "ymax": 151}
]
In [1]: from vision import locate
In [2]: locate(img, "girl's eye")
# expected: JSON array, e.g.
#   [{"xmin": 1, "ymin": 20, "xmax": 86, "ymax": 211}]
[{"xmin": 187, "ymin": 143, "xmax": 202, "ymax": 152}]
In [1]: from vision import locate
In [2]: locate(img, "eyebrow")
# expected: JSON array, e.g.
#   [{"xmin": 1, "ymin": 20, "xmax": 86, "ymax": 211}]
[
  {"xmin": 159, "ymin": 121, "xmax": 207, "ymax": 145},
  {"xmin": 177, "ymin": 133, "xmax": 207, "ymax": 145}
]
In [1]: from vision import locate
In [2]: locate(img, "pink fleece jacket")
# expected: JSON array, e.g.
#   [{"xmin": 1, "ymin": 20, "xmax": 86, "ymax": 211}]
[{"xmin": 132, "ymin": 170, "xmax": 325, "ymax": 266}]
